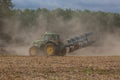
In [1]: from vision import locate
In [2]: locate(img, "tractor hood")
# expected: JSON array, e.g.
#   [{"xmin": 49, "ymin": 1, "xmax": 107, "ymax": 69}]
[{"xmin": 33, "ymin": 40, "xmax": 45, "ymax": 47}]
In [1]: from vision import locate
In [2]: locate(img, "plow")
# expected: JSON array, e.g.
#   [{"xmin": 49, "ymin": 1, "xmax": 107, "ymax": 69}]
[
  {"xmin": 29, "ymin": 32, "xmax": 94, "ymax": 56},
  {"xmin": 66, "ymin": 32, "xmax": 94, "ymax": 52}
]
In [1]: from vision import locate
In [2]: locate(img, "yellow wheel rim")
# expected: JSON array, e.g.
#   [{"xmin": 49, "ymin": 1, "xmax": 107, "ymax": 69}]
[
  {"xmin": 30, "ymin": 47, "xmax": 36, "ymax": 55},
  {"xmin": 46, "ymin": 45, "xmax": 54, "ymax": 55}
]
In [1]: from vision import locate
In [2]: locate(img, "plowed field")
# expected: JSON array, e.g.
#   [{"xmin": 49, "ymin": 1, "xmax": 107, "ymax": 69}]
[{"xmin": 0, "ymin": 56, "xmax": 120, "ymax": 80}]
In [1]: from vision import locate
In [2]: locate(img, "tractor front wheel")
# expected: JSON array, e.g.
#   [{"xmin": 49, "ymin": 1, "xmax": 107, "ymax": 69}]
[{"xmin": 29, "ymin": 46, "xmax": 39, "ymax": 56}]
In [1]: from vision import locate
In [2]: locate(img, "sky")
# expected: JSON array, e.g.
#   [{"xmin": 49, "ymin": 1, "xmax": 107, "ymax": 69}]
[{"xmin": 12, "ymin": 0, "xmax": 120, "ymax": 13}]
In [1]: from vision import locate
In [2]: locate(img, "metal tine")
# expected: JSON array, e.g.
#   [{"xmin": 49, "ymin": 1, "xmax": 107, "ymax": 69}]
[
  {"xmin": 68, "ymin": 32, "xmax": 93, "ymax": 45},
  {"xmin": 68, "ymin": 35, "xmax": 84, "ymax": 44},
  {"xmin": 68, "ymin": 38, "xmax": 75, "ymax": 45}
]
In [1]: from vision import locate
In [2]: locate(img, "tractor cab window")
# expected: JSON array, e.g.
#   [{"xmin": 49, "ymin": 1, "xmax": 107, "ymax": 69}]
[
  {"xmin": 54, "ymin": 35, "xmax": 60, "ymax": 40},
  {"xmin": 44, "ymin": 34, "xmax": 60, "ymax": 41}
]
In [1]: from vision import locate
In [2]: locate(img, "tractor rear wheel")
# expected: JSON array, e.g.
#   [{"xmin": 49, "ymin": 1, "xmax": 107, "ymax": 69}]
[
  {"xmin": 45, "ymin": 43, "xmax": 57, "ymax": 56},
  {"xmin": 29, "ymin": 46, "xmax": 39, "ymax": 56}
]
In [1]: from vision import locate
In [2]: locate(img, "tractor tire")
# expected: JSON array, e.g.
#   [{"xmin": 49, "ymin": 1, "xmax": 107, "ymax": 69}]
[
  {"xmin": 44, "ymin": 43, "xmax": 57, "ymax": 56},
  {"xmin": 29, "ymin": 46, "xmax": 39, "ymax": 56}
]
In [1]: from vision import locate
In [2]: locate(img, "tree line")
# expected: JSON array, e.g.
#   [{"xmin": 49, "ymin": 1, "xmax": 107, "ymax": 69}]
[{"xmin": 0, "ymin": 0, "xmax": 120, "ymax": 44}]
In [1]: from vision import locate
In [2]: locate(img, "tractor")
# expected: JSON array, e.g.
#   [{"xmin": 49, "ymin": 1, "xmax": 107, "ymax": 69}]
[
  {"xmin": 29, "ymin": 32, "xmax": 67, "ymax": 56},
  {"xmin": 29, "ymin": 32, "xmax": 94, "ymax": 56}
]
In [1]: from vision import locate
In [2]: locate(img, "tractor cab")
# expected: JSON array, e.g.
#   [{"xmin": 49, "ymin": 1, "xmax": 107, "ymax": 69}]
[{"xmin": 43, "ymin": 32, "xmax": 60, "ymax": 41}]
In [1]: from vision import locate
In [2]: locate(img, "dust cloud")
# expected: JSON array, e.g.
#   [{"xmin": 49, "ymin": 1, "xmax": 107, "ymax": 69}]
[
  {"xmin": 0, "ymin": 14, "xmax": 120, "ymax": 56},
  {"xmin": 72, "ymin": 33, "xmax": 120, "ymax": 56}
]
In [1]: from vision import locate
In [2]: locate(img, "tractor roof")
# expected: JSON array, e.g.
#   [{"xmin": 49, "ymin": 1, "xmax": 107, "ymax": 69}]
[{"xmin": 44, "ymin": 32, "xmax": 59, "ymax": 35}]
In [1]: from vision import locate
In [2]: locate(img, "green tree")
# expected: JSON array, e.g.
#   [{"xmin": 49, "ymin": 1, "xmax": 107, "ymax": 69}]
[
  {"xmin": 0, "ymin": 0, "xmax": 14, "ymax": 43},
  {"xmin": 20, "ymin": 9, "xmax": 36, "ymax": 29},
  {"xmin": 0, "ymin": 0, "xmax": 13, "ymax": 18}
]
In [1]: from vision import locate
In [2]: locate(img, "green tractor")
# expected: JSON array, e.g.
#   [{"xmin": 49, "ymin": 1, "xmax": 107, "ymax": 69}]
[
  {"xmin": 29, "ymin": 32, "xmax": 94, "ymax": 56},
  {"xmin": 29, "ymin": 32, "xmax": 66, "ymax": 56}
]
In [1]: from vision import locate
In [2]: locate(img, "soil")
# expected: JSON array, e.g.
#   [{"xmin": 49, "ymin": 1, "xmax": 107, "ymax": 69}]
[{"xmin": 0, "ymin": 56, "xmax": 120, "ymax": 80}]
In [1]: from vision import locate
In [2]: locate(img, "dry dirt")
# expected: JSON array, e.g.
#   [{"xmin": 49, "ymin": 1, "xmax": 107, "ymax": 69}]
[{"xmin": 0, "ymin": 56, "xmax": 120, "ymax": 80}]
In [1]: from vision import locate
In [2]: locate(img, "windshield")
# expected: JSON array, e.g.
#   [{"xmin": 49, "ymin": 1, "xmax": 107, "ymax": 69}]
[{"xmin": 44, "ymin": 34, "xmax": 60, "ymax": 40}]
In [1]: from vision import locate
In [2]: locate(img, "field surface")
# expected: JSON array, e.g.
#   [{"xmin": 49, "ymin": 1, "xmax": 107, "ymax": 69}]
[{"xmin": 0, "ymin": 56, "xmax": 120, "ymax": 80}]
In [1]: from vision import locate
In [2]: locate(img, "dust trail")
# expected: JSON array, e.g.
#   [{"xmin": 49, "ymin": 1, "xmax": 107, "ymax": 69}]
[
  {"xmin": 71, "ymin": 33, "xmax": 120, "ymax": 56},
  {"xmin": 0, "ymin": 13, "xmax": 120, "ymax": 56}
]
